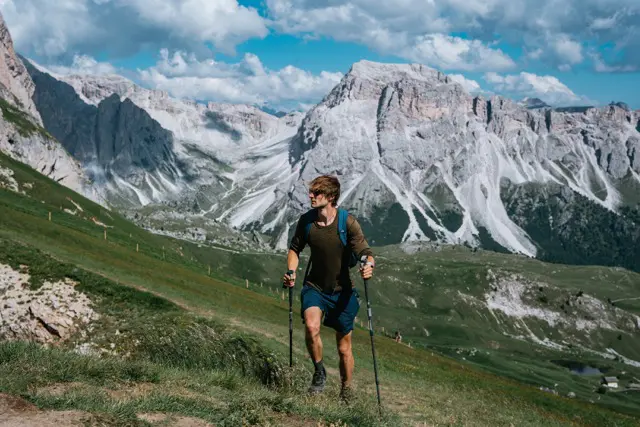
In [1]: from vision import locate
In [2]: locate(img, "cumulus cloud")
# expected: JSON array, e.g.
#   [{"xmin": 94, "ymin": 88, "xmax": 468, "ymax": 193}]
[
  {"xmin": 448, "ymin": 74, "xmax": 483, "ymax": 94},
  {"xmin": 401, "ymin": 34, "xmax": 515, "ymax": 71},
  {"xmin": 0, "ymin": 0, "xmax": 268, "ymax": 59},
  {"xmin": 265, "ymin": 0, "xmax": 640, "ymax": 72},
  {"xmin": 265, "ymin": 0, "xmax": 514, "ymax": 72},
  {"xmin": 552, "ymin": 35, "xmax": 583, "ymax": 67},
  {"xmin": 484, "ymin": 71, "xmax": 593, "ymax": 106},
  {"xmin": 47, "ymin": 55, "xmax": 118, "ymax": 75},
  {"xmin": 137, "ymin": 50, "xmax": 343, "ymax": 111}
]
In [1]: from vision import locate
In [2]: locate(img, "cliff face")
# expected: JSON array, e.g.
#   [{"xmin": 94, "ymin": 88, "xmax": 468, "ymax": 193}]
[
  {"xmin": 0, "ymin": 13, "xmax": 41, "ymax": 123},
  {"xmin": 0, "ymin": 12, "xmax": 92, "ymax": 199}
]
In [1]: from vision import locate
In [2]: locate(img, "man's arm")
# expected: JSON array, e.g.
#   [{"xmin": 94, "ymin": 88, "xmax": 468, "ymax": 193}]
[
  {"xmin": 347, "ymin": 215, "xmax": 373, "ymax": 259},
  {"xmin": 347, "ymin": 215, "xmax": 375, "ymax": 278},
  {"xmin": 287, "ymin": 249, "xmax": 300, "ymax": 273},
  {"xmin": 284, "ymin": 218, "xmax": 305, "ymax": 287}
]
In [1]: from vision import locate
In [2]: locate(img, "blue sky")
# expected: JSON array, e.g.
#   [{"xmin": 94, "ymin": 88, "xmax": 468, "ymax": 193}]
[{"xmin": 2, "ymin": 0, "xmax": 639, "ymax": 110}]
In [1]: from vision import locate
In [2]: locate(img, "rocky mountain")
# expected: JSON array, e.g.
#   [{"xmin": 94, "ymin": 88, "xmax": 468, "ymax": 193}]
[
  {"xmin": 519, "ymin": 97, "xmax": 550, "ymax": 109},
  {"xmin": 281, "ymin": 62, "xmax": 640, "ymax": 257},
  {"xmin": 23, "ymin": 58, "xmax": 640, "ymax": 271},
  {"xmin": 25, "ymin": 61, "xmax": 303, "ymax": 209},
  {"xmin": 0, "ymin": 13, "xmax": 94, "ymax": 200}
]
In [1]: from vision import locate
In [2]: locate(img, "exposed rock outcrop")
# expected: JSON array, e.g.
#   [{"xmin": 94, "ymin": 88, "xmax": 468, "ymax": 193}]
[{"xmin": 0, "ymin": 264, "xmax": 99, "ymax": 344}]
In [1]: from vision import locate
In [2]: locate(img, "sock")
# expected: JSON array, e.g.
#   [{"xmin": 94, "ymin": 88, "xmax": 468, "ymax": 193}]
[{"xmin": 313, "ymin": 359, "xmax": 324, "ymax": 373}]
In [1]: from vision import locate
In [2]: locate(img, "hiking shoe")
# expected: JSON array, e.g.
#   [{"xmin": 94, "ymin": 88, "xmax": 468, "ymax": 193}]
[
  {"xmin": 308, "ymin": 366, "xmax": 326, "ymax": 394},
  {"xmin": 339, "ymin": 384, "xmax": 355, "ymax": 404}
]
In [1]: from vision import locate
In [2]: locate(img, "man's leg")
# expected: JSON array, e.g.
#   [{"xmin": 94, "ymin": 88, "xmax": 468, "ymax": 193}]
[
  {"xmin": 329, "ymin": 288, "xmax": 360, "ymax": 403},
  {"xmin": 303, "ymin": 307, "xmax": 323, "ymax": 362},
  {"xmin": 336, "ymin": 330, "xmax": 354, "ymax": 388},
  {"xmin": 304, "ymin": 306, "xmax": 326, "ymax": 393}
]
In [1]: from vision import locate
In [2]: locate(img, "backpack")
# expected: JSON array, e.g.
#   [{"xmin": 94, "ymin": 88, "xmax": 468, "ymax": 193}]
[{"xmin": 301, "ymin": 207, "xmax": 359, "ymax": 269}]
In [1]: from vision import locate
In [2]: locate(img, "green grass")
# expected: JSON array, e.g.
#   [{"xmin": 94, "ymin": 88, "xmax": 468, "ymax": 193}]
[
  {"xmin": 0, "ymin": 98, "xmax": 50, "ymax": 138},
  {"xmin": 1, "ymin": 150, "xmax": 640, "ymax": 425},
  {"xmin": 0, "ymin": 239, "xmax": 394, "ymax": 426}
]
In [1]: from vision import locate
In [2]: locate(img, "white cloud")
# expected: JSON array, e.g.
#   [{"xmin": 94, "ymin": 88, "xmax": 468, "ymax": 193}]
[
  {"xmin": 265, "ymin": 0, "xmax": 640, "ymax": 71},
  {"xmin": 0, "ymin": 0, "xmax": 267, "ymax": 59},
  {"xmin": 448, "ymin": 74, "xmax": 482, "ymax": 94},
  {"xmin": 590, "ymin": 52, "xmax": 637, "ymax": 73},
  {"xmin": 484, "ymin": 71, "xmax": 592, "ymax": 106},
  {"xmin": 47, "ymin": 54, "xmax": 118, "ymax": 75},
  {"xmin": 402, "ymin": 34, "xmax": 515, "ymax": 71},
  {"xmin": 137, "ymin": 50, "xmax": 343, "ymax": 111},
  {"xmin": 265, "ymin": 0, "xmax": 514, "ymax": 72},
  {"xmin": 552, "ymin": 35, "xmax": 583, "ymax": 65},
  {"xmin": 590, "ymin": 14, "xmax": 618, "ymax": 31}
]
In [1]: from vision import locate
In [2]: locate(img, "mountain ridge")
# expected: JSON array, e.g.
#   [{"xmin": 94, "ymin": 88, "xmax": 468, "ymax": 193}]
[{"xmin": 21, "ymin": 56, "xmax": 640, "ymax": 271}]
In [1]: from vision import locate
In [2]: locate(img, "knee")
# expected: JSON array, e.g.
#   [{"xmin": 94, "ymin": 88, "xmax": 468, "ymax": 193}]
[
  {"xmin": 338, "ymin": 340, "xmax": 352, "ymax": 358},
  {"xmin": 305, "ymin": 322, "xmax": 321, "ymax": 338}
]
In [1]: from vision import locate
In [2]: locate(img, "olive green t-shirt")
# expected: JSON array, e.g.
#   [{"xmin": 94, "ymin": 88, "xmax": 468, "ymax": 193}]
[{"xmin": 289, "ymin": 212, "xmax": 373, "ymax": 293}]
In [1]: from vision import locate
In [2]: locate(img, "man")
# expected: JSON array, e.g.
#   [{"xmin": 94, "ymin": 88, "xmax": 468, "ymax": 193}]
[{"xmin": 283, "ymin": 175, "xmax": 375, "ymax": 402}]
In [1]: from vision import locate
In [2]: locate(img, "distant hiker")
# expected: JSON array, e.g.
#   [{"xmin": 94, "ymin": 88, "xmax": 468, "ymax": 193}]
[
  {"xmin": 283, "ymin": 175, "xmax": 375, "ymax": 402},
  {"xmin": 394, "ymin": 330, "xmax": 402, "ymax": 343}
]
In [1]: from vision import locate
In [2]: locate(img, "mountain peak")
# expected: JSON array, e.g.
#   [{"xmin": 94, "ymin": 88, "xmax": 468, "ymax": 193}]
[
  {"xmin": 520, "ymin": 97, "xmax": 550, "ymax": 109},
  {"xmin": 347, "ymin": 60, "xmax": 444, "ymax": 83}
]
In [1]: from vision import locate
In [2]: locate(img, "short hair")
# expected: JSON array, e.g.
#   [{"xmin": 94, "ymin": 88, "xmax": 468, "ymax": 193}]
[{"xmin": 309, "ymin": 175, "xmax": 340, "ymax": 207}]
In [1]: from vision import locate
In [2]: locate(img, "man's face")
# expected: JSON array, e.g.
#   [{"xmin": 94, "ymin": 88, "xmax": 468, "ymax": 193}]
[{"xmin": 309, "ymin": 190, "xmax": 331, "ymax": 208}]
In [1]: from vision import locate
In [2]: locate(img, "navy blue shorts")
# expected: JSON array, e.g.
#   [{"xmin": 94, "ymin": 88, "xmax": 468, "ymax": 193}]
[{"xmin": 300, "ymin": 285, "xmax": 360, "ymax": 334}]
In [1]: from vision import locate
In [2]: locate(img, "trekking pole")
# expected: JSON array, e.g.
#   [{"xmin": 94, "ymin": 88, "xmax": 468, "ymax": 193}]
[
  {"xmin": 361, "ymin": 256, "xmax": 382, "ymax": 414},
  {"xmin": 285, "ymin": 270, "xmax": 294, "ymax": 367}
]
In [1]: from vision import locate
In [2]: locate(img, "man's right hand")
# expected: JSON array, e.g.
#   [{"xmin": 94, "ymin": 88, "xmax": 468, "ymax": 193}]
[{"xmin": 283, "ymin": 270, "xmax": 296, "ymax": 288}]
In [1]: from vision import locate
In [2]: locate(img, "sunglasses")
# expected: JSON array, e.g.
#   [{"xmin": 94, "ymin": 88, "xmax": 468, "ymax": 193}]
[{"xmin": 309, "ymin": 190, "xmax": 324, "ymax": 197}]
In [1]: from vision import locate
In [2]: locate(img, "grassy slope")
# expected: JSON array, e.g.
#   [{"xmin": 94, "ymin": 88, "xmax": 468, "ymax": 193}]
[{"xmin": 1, "ymin": 151, "xmax": 639, "ymax": 426}]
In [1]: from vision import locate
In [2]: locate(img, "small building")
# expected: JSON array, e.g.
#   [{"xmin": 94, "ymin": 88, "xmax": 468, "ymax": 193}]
[{"xmin": 601, "ymin": 376, "xmax": 619, "ymax": 388}]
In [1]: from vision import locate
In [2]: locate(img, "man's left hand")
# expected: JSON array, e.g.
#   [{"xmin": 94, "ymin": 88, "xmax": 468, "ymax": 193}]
[{"xmin": 359, "ymin": 256, "xmax": 374, "ymax": 280}]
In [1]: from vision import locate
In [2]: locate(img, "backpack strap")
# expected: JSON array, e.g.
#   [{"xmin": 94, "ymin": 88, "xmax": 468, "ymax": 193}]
[{"xmin": 337, "ymin": 208, "xmax": 349, "ymax": 248}]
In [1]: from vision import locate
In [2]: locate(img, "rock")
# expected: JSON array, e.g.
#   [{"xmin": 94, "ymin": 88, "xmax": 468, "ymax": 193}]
[
  {"xmin": 0, "ymin": 14, "xmax": 41, "ymax": 123},
  {"xmin": 0, "ymin": 263, "xmax": 99, "ymax": 344},
  {"xmin": 568, "ymin": 392, "xmax": 576, "ymax": 398}
]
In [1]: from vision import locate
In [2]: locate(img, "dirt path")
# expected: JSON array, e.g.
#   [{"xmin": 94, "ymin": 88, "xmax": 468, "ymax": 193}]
[{"xmin": 0, "ymin": 393, "xmax": 90, "ymax": 427}]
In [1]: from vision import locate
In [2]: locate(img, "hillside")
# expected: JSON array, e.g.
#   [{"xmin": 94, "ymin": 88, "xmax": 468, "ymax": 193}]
[{"xmin": 1, "ymin": 149, "xmax": 640, "ymax": 425}]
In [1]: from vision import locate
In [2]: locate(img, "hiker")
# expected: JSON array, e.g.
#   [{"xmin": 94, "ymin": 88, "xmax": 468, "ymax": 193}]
[
  {"xmin": 394, "ymin": 330, "xmax": 402, "ymax": 343},
  {"xmin": 283, "ymin": 175, "xmax": 375, "ymax": 402}
]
